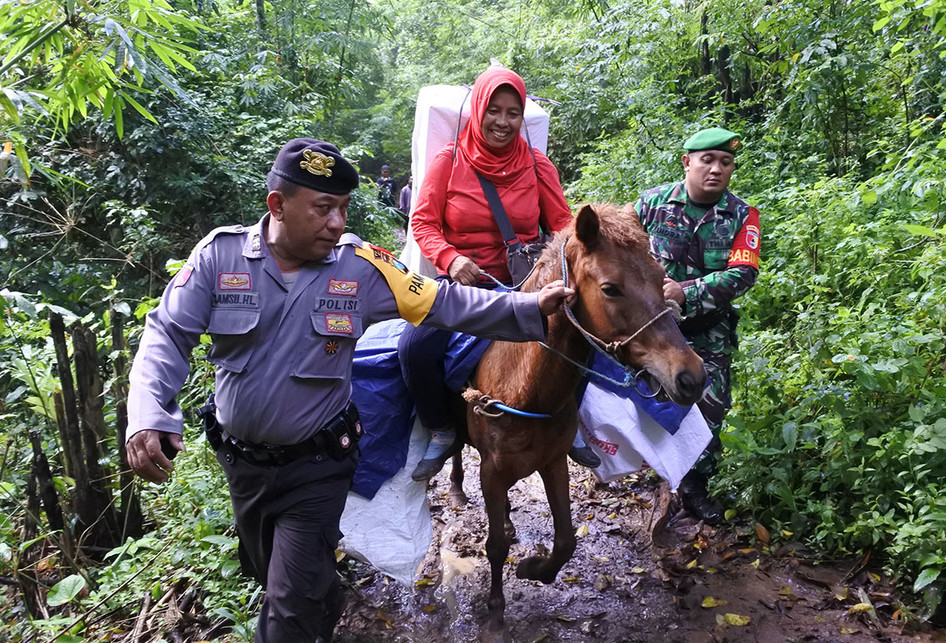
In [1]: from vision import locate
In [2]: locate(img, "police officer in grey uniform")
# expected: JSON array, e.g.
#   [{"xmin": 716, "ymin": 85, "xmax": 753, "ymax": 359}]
[{"xmin": 125, "ymin": 139, "xmax": 575, "ymax": 643}]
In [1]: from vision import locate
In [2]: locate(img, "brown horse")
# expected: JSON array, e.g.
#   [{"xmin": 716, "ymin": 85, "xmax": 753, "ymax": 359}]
[{"xmin": 451, "ymin": 203, "xmax": 706, "ymax": 636}]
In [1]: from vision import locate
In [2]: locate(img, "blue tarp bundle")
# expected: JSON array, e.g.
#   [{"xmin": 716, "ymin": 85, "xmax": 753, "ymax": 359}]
[{"xmin": 350, "ymin": 323, "xmax": 489, "ymax": 499}]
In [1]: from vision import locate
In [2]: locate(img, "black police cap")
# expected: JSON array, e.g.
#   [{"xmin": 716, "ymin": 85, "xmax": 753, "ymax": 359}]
[{"xmin": 269, "ymin": 139, "xmax": 359, "ymax": 195}]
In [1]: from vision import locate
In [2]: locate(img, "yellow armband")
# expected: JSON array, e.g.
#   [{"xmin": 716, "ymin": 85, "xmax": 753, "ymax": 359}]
[{"xmin": 355, "ymin": 244, "xmax": 438, "ymax": 325}]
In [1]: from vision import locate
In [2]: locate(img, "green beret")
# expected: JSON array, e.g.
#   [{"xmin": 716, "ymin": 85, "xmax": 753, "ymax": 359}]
[
  {"xmin": 269, "ymin": 138, "xmax": 359, "ymax": 195},
  {"xmin": 683, "ymin": 128, "xmax": 741, "ymax": 154}
]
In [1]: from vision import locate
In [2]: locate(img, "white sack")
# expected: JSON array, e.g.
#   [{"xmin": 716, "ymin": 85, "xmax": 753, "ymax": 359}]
[
  {"xmin": 338, "ymin": 418, "xmax": 432, "ymax": 586},
  {"xmin": 400, "ymin": 84, "xmax": 551, "ymax": 276},
  {"xmin": 577, "ymin": 383, "xmax": 713, "ymax": 491}
]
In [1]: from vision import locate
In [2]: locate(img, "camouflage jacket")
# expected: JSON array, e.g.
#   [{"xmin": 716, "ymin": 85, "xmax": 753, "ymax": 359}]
[{"xmin": 635, "ymin": 182, "xmax": 760, "ymax": 355}]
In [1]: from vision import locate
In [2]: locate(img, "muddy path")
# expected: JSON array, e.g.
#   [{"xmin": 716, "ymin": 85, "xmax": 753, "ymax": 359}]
[{"xmin": 334, "ymin": 449, "xmax": 934, "ymax": 642}]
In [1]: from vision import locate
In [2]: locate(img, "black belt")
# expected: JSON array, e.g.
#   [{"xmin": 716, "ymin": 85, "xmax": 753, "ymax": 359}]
[{"xmin": 206, "ymin": 400, "xmax": 362, "ymax": 467}]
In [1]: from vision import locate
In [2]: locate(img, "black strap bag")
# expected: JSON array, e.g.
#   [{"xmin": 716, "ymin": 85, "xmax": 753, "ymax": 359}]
[{"xmin": 475, "ymin": 172, "xmax": 549, "ymax": 288}]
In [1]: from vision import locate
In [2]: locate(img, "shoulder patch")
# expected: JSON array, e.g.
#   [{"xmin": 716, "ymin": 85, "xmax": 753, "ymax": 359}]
[
  {"xmin": 354, "ymin": 243, "xmax": 438, "ymax": 325},
  {"xmin": 727, "ymin": 207, "xmax": 761, "ymax": 269}
]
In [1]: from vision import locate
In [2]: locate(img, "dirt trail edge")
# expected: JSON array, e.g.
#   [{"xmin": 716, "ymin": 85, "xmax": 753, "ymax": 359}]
[{"xmin": 334, "ymin": 450, "xmax": 935, "ymax": 643}]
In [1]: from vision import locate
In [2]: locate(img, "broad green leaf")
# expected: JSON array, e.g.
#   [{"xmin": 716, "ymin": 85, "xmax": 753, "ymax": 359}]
[
  {"xmin": 914, "ymin": 567, "xmax": 941, "ymax": 591},
  {"xmin": 902, "ymin": 224, "xmax": 939, "ymax": 237},
  {"xmin": 47, "ymin": 574, "xmax": 86, "ymax": 606}
]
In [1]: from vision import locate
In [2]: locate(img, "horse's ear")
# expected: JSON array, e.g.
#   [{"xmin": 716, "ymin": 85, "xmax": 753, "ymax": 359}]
[{"xmin": 575, "ymin": 204, "xmax": 600, "ymax": 247}]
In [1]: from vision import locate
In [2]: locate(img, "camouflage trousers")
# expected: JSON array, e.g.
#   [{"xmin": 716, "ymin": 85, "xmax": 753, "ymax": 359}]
[{"xmin": 693, "ymin": 352, "xmax": 732, "ymax": 477}]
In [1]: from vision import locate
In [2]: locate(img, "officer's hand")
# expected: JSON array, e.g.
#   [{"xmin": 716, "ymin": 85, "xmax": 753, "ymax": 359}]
[
  {"xmin": 663, "ymin": 277, "xmax": 685, "ymax": 305},
  {"xmin": 537, "ymin": 279, "xmax": 576, "ymax": 316},
  {"xmin": 448, "ymin": 256, "xmax": 481, "ymax": 286},
  {"xmin": 126, "ymin": 430, "xmax": 184, "ymax": 484}
]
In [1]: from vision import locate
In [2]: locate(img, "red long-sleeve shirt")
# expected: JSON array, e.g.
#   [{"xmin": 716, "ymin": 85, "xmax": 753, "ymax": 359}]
[{"xmin": 411, "ymin": 145, "xmax": 573, "ymax": 284}]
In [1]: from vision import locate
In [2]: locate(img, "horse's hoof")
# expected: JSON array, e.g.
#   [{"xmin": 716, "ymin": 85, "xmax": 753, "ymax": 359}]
[
  {"xmin": 448, "ymin": 490, "xmax": 468, "ymax": 507},
  {"xmin": 515, "ymin": 555, "xmax": 557, "ymax": 584}
]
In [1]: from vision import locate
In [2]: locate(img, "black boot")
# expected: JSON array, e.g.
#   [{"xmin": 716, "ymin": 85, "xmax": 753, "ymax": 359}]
[
  {"xmin": 568, "ymin": 444, "xmax": 601, "ymax": 468},
  {"xmin": 679, "ymin": 471, "xmax": 723, "ymax": 525}
]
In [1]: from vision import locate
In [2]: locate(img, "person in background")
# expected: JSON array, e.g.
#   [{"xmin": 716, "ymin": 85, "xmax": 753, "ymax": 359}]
[
  {"xmin": 398, "ymin": 175, "xmax": 413, "ymax": 229},
  {"xmin": 402, "ymin": 67, "xmax": 599, "ymax": 482},
  {"xmin": 125, "ymin": 138, "xmax": 575, "ymax": 643},
  {"xmin": 377, "ymin": 164, "xmax": 397, "ymax": 208},
  {"xmin": 634, "ymin": 127, "xmax": 761, "ymax": 525}
]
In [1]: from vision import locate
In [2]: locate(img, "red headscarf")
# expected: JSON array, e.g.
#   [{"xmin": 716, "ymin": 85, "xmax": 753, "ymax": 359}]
[{"xmin": 457, "ymin": 68, "xmax": 534, "ymax": 185}]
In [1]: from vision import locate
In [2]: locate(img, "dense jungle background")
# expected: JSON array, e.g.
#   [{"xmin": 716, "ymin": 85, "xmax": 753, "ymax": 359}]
[{"xmin": 1, "ymin": 0, "xmax": 945, "ymax": 640}]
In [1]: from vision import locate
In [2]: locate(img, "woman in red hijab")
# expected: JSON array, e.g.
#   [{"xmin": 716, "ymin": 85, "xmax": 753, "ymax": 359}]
[
  {"xmin": 411, "ymin": 67, "xmax": 572, "ymax": 284},
  {"xmin": 401, "ymin": 68, "xmax": 596, "ymax": 482}
]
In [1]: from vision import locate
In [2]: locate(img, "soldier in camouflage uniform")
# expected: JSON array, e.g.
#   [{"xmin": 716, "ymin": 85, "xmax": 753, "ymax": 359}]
[{"xmin": 635, "ymin": 127, "xmax": 761, "ymax": 524}]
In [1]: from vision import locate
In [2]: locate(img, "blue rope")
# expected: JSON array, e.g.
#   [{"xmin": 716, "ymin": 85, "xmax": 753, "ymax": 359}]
[{"xmin": 491, "ymin": 402, "xmax": 551, "ymax": 419}]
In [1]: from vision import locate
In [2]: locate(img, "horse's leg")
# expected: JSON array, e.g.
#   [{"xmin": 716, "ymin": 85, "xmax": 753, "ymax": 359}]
[
  {"xmin": 448, "ymin": 452, "xmax": 468, "ymax": 507},
  {"xmin": 516, "ymin": 456, "xmax": 576, "ymax": 584},
  {"xmin": 504, "ymin": 498, "xmax": 516, "ymax": 543},
  {"xmin": 481, "ymin": 463, "xmax": 514, "ymax": 634}
]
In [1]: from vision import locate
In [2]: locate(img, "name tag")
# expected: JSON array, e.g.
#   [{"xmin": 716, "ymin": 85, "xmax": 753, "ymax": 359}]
[{"xmin": 212, "ymin": 292, "xmax": 260, "ymax": 308}]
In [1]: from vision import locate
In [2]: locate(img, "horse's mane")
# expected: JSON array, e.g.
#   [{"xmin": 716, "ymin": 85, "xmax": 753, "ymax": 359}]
[{"xmin": 527, "ymin": 203, "xmax": 650, "ymax": 290}]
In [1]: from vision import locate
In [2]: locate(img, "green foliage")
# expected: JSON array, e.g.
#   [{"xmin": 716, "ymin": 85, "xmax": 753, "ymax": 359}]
[
  {"xmin": 0, "ymin": 0, "xmax": 203, "ymax": 144},
  {"xmin": 2, "ymin": 0, "xmax": 946, "ymax": 631}
]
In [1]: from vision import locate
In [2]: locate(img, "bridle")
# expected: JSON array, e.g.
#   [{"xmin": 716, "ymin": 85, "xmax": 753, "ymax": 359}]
[{"xmin": 543, "ymin": 235, "xmax": 675, "ymax": 398}]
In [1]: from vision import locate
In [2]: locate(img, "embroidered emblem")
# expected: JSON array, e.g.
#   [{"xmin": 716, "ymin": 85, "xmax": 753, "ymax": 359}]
[
  {"xmin": 729, "ymin": 138, "xmax": 740, "ymax": 151},
  {"xmin": 745, "ymin": 224, "xmax": 760, "ymax": 250},
  {"xmin": 327, "ymin": 279, "xmax": 359, "ymax": 296},
  {"xmin": 325, "ymin": 313, "xmax": 353, "ymax": 334},
  {"xmin": 175, "ymin": 265, "xmax": 193, "ymax": 288},
  {"xmin": 218, "ymin": 273, "xmax": 251, "ymax": 290},
  {"xmin": 300, "ymin": 150, "xmax": 334, "ymax": 177},
  {"xmin": 325, "ymin": 340, "xmax": 339, "ymax": 355}
]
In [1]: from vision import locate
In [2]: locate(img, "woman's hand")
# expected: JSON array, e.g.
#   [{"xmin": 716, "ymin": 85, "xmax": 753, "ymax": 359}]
[
  {"xmin": 537, "ymin": 279, "xmax": 576, "ymax": 316},
  {"xmin": 448, "ymin": 255, "xmax": 482, "ymax": 286}
]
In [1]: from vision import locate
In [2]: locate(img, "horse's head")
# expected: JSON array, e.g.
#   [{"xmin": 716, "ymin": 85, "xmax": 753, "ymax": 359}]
[{"xmin": 548, "ymin": 203, "xmax": 705, "ymax": 406}]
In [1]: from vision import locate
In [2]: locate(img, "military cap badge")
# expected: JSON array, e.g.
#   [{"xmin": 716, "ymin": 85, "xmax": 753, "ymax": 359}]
[{"xmin": 300, "ymin": 149, "xmax": 335, "ymax": 177}]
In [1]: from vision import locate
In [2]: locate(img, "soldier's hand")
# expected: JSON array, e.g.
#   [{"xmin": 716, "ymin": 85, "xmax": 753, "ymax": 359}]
[
  {"xmin": 663, "ymin": 277, "xmax": 685, "ymax": 305},
  {"xmin": 448, "ymin": 255, "xmax": 481, "ymax": 286},
  {"xmin": 126, "ymin": 430, "xmax": 185, "ymax": 484},
  {"xmin": 537, "ymin": 279, "xmax": 576, "ymax": 316}
]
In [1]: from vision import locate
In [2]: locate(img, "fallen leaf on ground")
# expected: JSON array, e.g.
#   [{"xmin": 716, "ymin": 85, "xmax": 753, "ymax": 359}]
[
  {"xmin": 701, "ymin": 596, "xmax": 727, "ymax": 608},
  {"xmin": 755, "ymin": 523, "xmax": 771, "ymax": 543},
  {"xmin": 847, "ymin": 602, "xmax": 873, "ymax": 614},
  {"xmin": 723, "ymin": 613, "xmax": 751, "ymax": 626}
]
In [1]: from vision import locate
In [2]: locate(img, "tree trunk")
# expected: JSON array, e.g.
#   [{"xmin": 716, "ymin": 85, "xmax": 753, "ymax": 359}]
[
  {"xmin": 256, "ymin": 0, "xmax": 266, "ymax": 34},
  {"xmin": 71, "ymin": 323, "xmax": 121, "ymax": 547},
  {"xmin": 50, "ymin": 313, "xmax": 85, "ymax": 490},
  {"xmin": 28, "ymin": 430, "xmax": 64, "ymax": 533}
]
